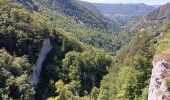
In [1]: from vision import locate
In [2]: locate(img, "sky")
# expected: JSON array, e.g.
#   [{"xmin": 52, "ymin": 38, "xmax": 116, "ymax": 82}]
[{"xmin": 80, "ymin": 0, "xmax": 170, "ymax": 5}]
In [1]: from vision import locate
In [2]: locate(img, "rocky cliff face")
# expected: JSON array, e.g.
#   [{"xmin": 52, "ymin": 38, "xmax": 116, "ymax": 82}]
[
  {"xmin": 30, "ymin": 39, "xmax": 52, "ymax": 86},
  {"xmin": 148, "ymin": 50, "xmax": 170, "ymax": 100}
]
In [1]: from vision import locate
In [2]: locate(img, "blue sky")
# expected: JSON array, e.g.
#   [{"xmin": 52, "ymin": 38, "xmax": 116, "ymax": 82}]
[{"xmin": 80, "ymin": 0, "xmax": 170, "ymax": 5}]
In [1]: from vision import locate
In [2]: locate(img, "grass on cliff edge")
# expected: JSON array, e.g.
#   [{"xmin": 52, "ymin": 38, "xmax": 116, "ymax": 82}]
[
  {"xmin": 157, "ymin": 31, "xmax": 170, "ymax": 53},
  {"xmin": 157, "ymin": 20, "xmax": 170, "ymax": 54}
]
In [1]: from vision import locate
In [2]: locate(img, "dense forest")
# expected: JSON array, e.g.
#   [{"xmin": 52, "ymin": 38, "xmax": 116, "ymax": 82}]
[
  {"xmin": 0, "ymin": 0, "xmax": 170, "ymax": 100},
  {"xmin": 0, "ymin": 0, "xmax": 113, "ymax": 99}
]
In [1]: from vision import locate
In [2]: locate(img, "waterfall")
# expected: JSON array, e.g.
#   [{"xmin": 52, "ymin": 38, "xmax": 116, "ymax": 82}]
[{"xmin": 30, "ymin": 38, "xmax": 52, "ymax": 86}]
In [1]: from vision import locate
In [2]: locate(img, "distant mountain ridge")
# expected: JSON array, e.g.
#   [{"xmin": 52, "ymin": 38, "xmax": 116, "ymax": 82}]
[
  {"xmin": 94, "ymin": 3, "xmax": 156, "ymax": 26},
  {"xmin": 146, "ymin": 2, "xmax": 170, "ymax": 20},
  {"xmin": 125, "ymin": 2, "xmax": 170, "ymax": 32}
]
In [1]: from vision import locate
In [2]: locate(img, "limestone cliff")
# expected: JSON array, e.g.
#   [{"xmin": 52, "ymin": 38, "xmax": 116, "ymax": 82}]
[
  {"xmin": 30, "ymin": 39, "xmax": 52, "ymax": 86},
  {"xmin": 148, "ymin": 49, "xmax": 170, "ymax": 100}
]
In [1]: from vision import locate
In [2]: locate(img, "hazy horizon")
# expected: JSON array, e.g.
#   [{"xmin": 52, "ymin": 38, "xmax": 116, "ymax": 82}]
[{"xmin": 80, "ymin": 0, "xmax": 170, "ymax": 5}]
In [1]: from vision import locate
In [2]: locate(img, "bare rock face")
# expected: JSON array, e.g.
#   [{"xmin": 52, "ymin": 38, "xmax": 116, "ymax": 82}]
[
  {"xmin": 148, "ymin": 50, "xmax": 170, "ymax": 100},
  {"xmin": 30, "ymin": 39, "xmax": 52, "ymax": 86}
]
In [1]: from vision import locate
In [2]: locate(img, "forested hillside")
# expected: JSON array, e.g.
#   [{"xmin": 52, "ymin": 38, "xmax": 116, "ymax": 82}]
[
  {"xmin": 98, "ymin": 17, "xmax": 170, "ymax": 100},
  {"xmin": 98, "ymin": 3, "xmax": 170, "ymax": 100},
  {"xmin": 0, "ymin": 0, "xmax": 113, "ymax": 99},
  {"xmin": 115, "ymin": 3, "xmax": 170, "ymax": 50},
  {"xmin": 1, "ymin": 0, "xmax": 170, "ymax": 100},
  {"xmin": 30, "ymin": 0, "xmax": 122, "ymax": 52}
]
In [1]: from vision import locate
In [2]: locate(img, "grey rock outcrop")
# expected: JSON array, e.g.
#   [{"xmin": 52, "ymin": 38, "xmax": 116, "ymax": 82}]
[
  {"xmin": 30, "ymin": 39, "xmax": 52, "ymax": 86},
  {"xmin": 148, "ymin": 51, "xmax": 170, "ymax": 100}
]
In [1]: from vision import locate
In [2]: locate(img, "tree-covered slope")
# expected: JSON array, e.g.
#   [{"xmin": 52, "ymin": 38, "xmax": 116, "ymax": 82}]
[
  {"xmin": 98, "ymin": 15, "xmax": 170, "ymax": 100},
  {"xmin": 116, "ymin": 2, "xmax": 170, "ymax": 50},
  {"xmin": 0, "ymin": 0, "xmax": 52, "ymax": 99},
  {"xmin": 19, "ymin": 0, "xmax": 121, "ymax": 52},
  {"xmin": 78, "ymin": 1, "xmax": 105, "ymax": 20},
  {"xmin": 35, "ymin": 0, "xmax": 110, "ymax": 29},
  {"xmin": 0, "ymin": 0, "xmax": 114, "ymax": 99},
  {"xmin": 98, "ymin": 4, "xmax": 170, "ymax": 100},
  {"xmin": 2, "ymin": 0, "xmax": 170, "ymax": 100}
]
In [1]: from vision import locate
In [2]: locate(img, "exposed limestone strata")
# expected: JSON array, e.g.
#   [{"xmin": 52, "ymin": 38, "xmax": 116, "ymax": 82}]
[
  {"xmin": 30, "ymin": 39, "xmax": 52, "ymax": 86},
  {"xmin": 148, "ymin": 50, "xmax": 170, "ymax": 100}
]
